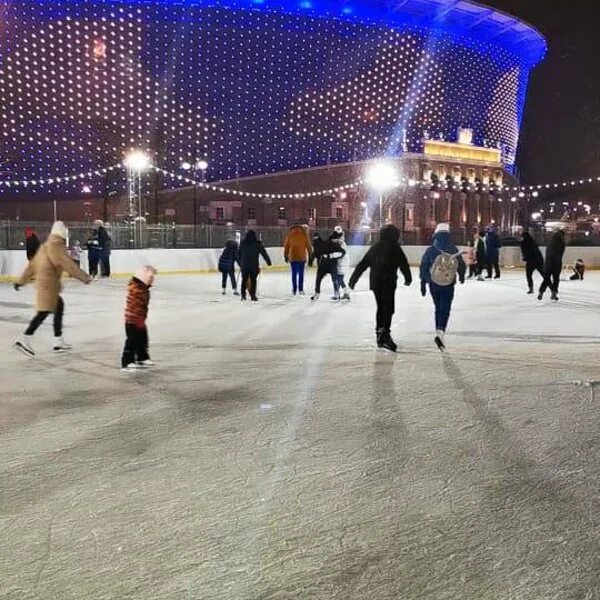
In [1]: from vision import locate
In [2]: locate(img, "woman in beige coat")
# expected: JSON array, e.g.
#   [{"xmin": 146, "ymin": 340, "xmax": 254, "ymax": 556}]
[{"xmin": 14, "ymin": 221, "xmax": 91, "ymax": 356}]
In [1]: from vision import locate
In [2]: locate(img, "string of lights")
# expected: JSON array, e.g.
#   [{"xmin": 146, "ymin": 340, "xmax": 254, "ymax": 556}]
[
  {"xmin": 0, "ymin": 165, "xmax": 122, "ymax": 188},
  {"xmin": 152, "ymin": 166, "xmax": 365, "ymax": 199}
]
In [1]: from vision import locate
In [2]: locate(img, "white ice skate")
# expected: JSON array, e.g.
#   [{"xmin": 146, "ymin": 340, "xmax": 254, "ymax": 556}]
[
  {"xmin": 137, "ymin": 359, "xmax": 155, "ymax": 368},
  {"xmin": 53, "ymin": 336, "xmax": 72, "ymax": 352},
  {"xmin": 341, "ymin": 290, "xmax": 351, "ymax": 301},
  {"xmin": 121, "ymin": 363, "xmax": 143, "ymax": 372},
  {"xmin": 434, "ymin": 330, "xmax": 445, "ymax": 352},
  {"xmin": 310, "ymin": 292, "xmax": 320, "ymax": 301},
  {"xmin": 14, "ymin": 335, "xmax": 35, "ymax": 357}
]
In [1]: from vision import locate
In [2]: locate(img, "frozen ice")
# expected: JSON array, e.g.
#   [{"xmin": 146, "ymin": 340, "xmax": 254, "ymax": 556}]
[{"xmin": 0, "ymin": 268, "xmax": 599, "ymax": 599}]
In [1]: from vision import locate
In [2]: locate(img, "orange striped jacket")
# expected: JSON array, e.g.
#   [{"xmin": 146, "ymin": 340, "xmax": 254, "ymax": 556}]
[{"xmin": 125, "ymin": 277, "xmax": 150, "ymax": 326}]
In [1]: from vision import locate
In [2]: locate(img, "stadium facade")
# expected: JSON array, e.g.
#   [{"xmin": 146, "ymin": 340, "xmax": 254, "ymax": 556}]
[{"xmin": 0, "ymin": 0, "xmax": 546, "ymax": 192}]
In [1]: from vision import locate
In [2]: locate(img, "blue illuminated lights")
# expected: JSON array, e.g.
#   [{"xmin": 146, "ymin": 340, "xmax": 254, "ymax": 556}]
[{"xmin": 0, "ymin": 0, "xmax": 545, "ymax": 194}]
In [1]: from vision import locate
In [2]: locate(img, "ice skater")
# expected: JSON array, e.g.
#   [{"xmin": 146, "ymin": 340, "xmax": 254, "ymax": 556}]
[
  {"xmin": 121, "ymin": 265, "xmax": 157, "ymax": 371},
  {"xmin": 348, "ymin": 224, "xmax": 412, "ymax": 352},
  {"xmin": 239, "ymin": 230, "xmax": 272, "ymax": 301},
  {"xmin": 70, "ymin": 240, "xmax": 82, "ymax": 269},
  {"xmin": 419, "ymin": 223, "xmax": 466, "ymax": 351},
  {"xmin": 330, "ymin": 226, "xmax": 350, "ymax": 300},
  {"xmin": 485, "ymin": 226, "xmax": 502, "ymax": 279},
  {"xmin": 218, "ymin": 239, "xmax": 240, "ymax": 295},
  {"xmin": 85, "ymin": 227, "xmax": 102, "ymax": 279},
  {"xmin": 283, "ymin": 224, "xmax": 312, "ymax": 295},
  {"xmin": 569, "ymin": 258, "xmax": 585, "ymax": 281},
  {"xmin": 13, "ymin": 221, "xmax": 91, "ymax": 356},
  {"xmin": 538, "ymin": 229, "xmax": 566, "ymax": 302},
  {"xmin": 24, "ymin": 227, "xmax": 40, "ymax": 261},
  {"xmin": 475, "ymin": 231, "xmax": 486, "ymax": 281},
  {"xmin": 465, "ymin": 239, "xmax": 476, "ymax": 279},
  {"xmin": 309, "ymin": 232, "xmax": 345, "ymax": 301},
  {"xmin": 520, "ymin": 231, "xmax": 544, "ymax": 294}
]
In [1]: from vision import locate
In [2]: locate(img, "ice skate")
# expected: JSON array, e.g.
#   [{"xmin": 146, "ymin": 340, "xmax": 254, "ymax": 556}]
[
  {"xmin": 477, "ymin": 275, "xmax": 484, "ymax": 282},
  {"xmin": 341, "ymin": 290, "xmax": 351, "ymax": 301},
  {"xmin": 311, "ymin": 292, "xmax": 320, "ymax": 301},
  {"xmin": 222, "ymin": 289, "xmax": 226, "ymax": 295},
  {"xmin": 14, "ymin": 335, "xmax": 35, "ymax": 357},
  {"xmin": 331, "ymin": 292, "xmax": 340, "ymax": 301},
  {"xmin": 551, "ymin": 292, "xmax": 559, "ymax": 302},
  {"xmin": 377, "ymin": 330, "xmax": 397, "ymax": 353},
  {"xmin": 537, "ymin": 291, "xmax": 544, "ymax": 301},
  {"xmin": 52, "ymin": 336, "xmax": 72, "ymax": 352},
  {"xmin": 298, "ymin": 290, "xmax": 305, "ymax": 296},
  {"xmin": 233, "ymin": 290, "xmax": 240, "ymax": 296},
  {"xmin": 137, "ymin": 359, "xmax": 155, "ymax": 368},
  {"xmin": 121, "ymin": 363, "xmax": 143, "ymax": 372},
  {"xmin": 241, "ymin": 295, "xmax": 247, "ymax": 301},
  {"xmin": 251, "ymin": 296, "xmax": 258, "ymax": 302},
  {"xmin": 527, "ymin": 287, "xmax": 534, "ymax": 294},
  {"xmin": 434, "ymin": 330, "xmax": 445, "ymax": 351}
]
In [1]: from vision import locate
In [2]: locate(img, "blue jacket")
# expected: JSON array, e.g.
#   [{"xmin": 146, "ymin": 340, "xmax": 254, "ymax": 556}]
[
  {"xmin": 420, "ymin": 231, "xmax": 466, "ymax": 285},
  {"xmin": 218, "ymin": 241, "xmax": 240, "ymax": 272}
]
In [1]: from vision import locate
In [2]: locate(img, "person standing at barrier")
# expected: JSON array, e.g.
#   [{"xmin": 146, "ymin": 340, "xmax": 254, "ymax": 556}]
[
  {"xmin": 348, "ymin": 224, "xmax": 412, "ymax": 353},
  {"xmin": 13, "ymin": 221, "xmax": 91, "ymax": 356},
  {"xmin": 520, "ymin": 231, "xmax": 544, "ymax": 294},
  {"xmin": 284, "ymin": 224, "xmax": 312, "ymax": 296},
  {"xmin": 475, "ymin": 231, "xmax": 486, "ymax": 281},
  {"xmin": 538, "ymin": 229, "xmax": 566, "ymax": 302},
  {"xmin": 97, "ymin": 222, "xmax": 112, "ymax": 278},
  {"xmin": 85, "ymin": 227, "xmax": 102, "ymax": 279},
  {"xmin": 239, "ymin": 230, "xmax": 272, "ymax": 301}
]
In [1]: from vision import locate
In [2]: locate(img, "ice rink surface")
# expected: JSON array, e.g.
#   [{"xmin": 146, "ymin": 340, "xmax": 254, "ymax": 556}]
[{"xmin": 0, "ymin": 268, "xmax": 599, "ymax": 599}]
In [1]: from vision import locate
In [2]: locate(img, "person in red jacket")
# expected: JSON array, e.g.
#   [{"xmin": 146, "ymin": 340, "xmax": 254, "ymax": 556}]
[{"xmin": 121, "ymin": 265, "xmax": 156, "ymax": 372}]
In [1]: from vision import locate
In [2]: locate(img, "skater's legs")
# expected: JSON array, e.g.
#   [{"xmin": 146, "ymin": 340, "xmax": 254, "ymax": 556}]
[
  {"xmin": 314, "ymin": 263, "xmax": 327, "ymax": 294},
  {"xmin": 539, "ymin": 272, "xmax": 552, "ymax": 296},
  {"xmin": 52, "ymin": 296, "xmax": 64, "ymax": 337},
  {"xmin": 100, "ymin": 255, "xmax": 111, "ymax": 277},
  {"xmin": 89, "ymin": 253, "xmax": 99, "ymax": 277},
  {"xmin": 221, "ymin": 271, "xmax": 228, "ymax": 289},
  {"xmin": 241, "ymin": 270, "xmax": 250, "ymax": 297},
  {"xmin": 551, "ymin": 268, "xmax": 561, "ymax": 294},
  {"xmin": 249, "ymin": 271, "xmax": 258, "ymax": 298},
  {"xmin": 290, "ymin": 261, "xmax": 303, "ymax": 294},
  {"xmin": 24, "ymin": 311, "xmax": 50, "ymax": 335},
  {"xmin": 229, "ymin": 269, "xmax": 236, "ymax": 290},
  {"xmin": 136, "ymin": 326, "xmax": 150, "ymax": 362},
  {"xmin": 373, "ymin": 286, "xmax": 395, "ymax": 331},
  {"xmin": 430, "ymin": 284, "xmax": 455, "ymax": 331},
  {"xmin": 494, "ymin": 261, "xmax": 501, "ymax": 278},
  {"xmin": 468, "ymin": 264, "xmax": 476, "ymax": 278},
  {"xmin": 526, "ymin": 263, "xmax": 534, "ymax": 289},
  {"xmin": 297, "ymin": 262, "xmax": 305, "ymax": 292},
  {"xmin": 121, "ymin": 324, "xmax": 138, "ymax": 367}
]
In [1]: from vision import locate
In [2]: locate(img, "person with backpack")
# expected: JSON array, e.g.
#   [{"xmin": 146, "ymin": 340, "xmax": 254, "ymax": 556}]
[
  {"xmin": 218, "ymin": 239, "xmax": 240, "ymax": 295},
  {"xmin": 520, "ymin": 231, "xmax": 544, "ymax": 294},
  {"xmin": 348, "ymin": 224, "xmax": 412, "ymax": 352},
  {"xmin": 475, "ymin": 231, "xmax": 486, "ymax": 281},
  {"xmin": 538, "ymin": 229, "xmax": 566, "ymax": 302},
  {"xmin": 239, "ymin": 230, "xmax": 272, "ymax": 301},
  {"xmin": 420, "ymin": 223, "xmax": 466, "ymax": 351}
]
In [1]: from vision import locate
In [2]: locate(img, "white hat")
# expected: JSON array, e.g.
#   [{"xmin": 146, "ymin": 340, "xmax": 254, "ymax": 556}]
[
  {"xmin": 50, "ymin": 221, "xmax": 68, "ymax": 240},
  {"xmin": 93, "ymin": 219, "xmax": 104, "ymax": 227},
  {"xmin": 434, "ymin": 223, "xmax": 450, "ymax": 234}
]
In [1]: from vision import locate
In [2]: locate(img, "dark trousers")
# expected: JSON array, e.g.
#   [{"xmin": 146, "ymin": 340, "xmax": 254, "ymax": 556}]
[
  {"xmin": 25, "ymin": 296, "xmax": 64, "ymax": 337},
  {"xmin": 486, "ymin": 259, "xmax": 500, "ymax": 278},
  {"xmin": 100, "ymin": 255, "xmax": 111, "ymax": 277},
  {"xmin": 241, "ymin": 270, "xmax": 258, "ymax": 299},
  {"xmin": 539, "ymin": 268, "xmax": 561, "ymax": 296},
  {"xmin": 314, "ymin": 262, "xmax": 334, "ymax": 294},
  {"xmin": 333, "ymin": 273, "xmax": 347, "ymax": 293},
  {"xmin": 121, "ymin": 324, "xmax": 149, "ymax": 367},
  {"xmin": 290, "ymin": 261, "xmax": 305, "ymax": 294},
  {"xmin": 221, "ymin": 269, "xmax": 236, "ymax": 290},
  {"xmin": 430, "ymin": 283, "xmax": 455, "ymax": 332},
  {"xmin": 373, "ymin": 286, "xmax": 395, "ymax": 332},
  {"xmin": 526, "ymin": 262, "xmax": 544, "ymax": 289},
  {"xmin": 89, "ymin": 252, "xmax": 100, "ymax": 277},
  {"xmin": 468, "ymin": 264, "xmax": 476, "ymax": 278}
]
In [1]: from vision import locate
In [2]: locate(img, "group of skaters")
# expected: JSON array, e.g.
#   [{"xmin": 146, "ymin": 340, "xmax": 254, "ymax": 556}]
[{"xmin": 11, "ymin": 219, "xmax": 586, "ymax": 367}]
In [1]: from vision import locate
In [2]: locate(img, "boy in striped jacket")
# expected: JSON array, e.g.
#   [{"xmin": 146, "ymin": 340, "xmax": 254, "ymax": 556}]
[{"xmin": 121, "ymin": 265, "xmax": 157, "ymax": 372}]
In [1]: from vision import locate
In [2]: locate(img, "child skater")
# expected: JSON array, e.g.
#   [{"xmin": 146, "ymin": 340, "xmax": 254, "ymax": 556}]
[
  {"xmin": 330, "ymin": 226, "xmax": 351, "ymax": 301},
  {"xmin": 570, "ymin": 258, "xmax": 585, "ymax": 281},
  {"xmin": 419, "ymin": 223, "xmax": 466, "ymax": 351},
  {"xmin": 218, "ymin": 239, "xmax": 240, "ymax": 295},
  {"xmin": 348, "ymin": 224, "xmax": 412, "ymax": 352},
  {"xmin": 465, "ymin": 239, "xmax": 476, "ymax": 279},
  {"xmin": 121, "ymin": 265, "xmax": 157, "ymax": 372}
]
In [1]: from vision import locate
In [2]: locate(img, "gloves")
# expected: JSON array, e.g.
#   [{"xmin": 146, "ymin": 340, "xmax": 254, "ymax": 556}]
[
  {"xmin": 13, "ymin": 283, "xmax": 20, "ymax": 292},
  {"xmin": 420, "ymin": 281, "xmax": 427, "ymax": 297}
]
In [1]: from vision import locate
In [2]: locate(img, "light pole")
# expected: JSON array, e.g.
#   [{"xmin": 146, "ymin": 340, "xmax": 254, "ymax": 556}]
[
  {"xmin": 183, "ymin": 159, "xmax": 208, "ymax": 247},
  {"xmin": 365, "ymin": 161, "xmax": 400, "ymax": 231},
  {"xmin": 124, "ymin": 150, "xmax": 151, "ymax": 249}
]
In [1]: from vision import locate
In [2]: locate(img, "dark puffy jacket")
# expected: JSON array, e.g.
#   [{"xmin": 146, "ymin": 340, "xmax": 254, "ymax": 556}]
[
  {"xmin": 25, "ymin": 233, "xmax": 41, "ymax": 261},
  {"xmin": 485, "ymin": 229, "xmax": 502, "ymax": 261},
  {"xmin": 311, "ymin": 236, "xmax": 345, "ymax": 268},
  {"xmin": 544, "ymin": 231, "xmax": 566, "ymax": 272},
  {"xmin": 420, "ymin": 231, "xmax": 466, "ymax": 285},
  {"xmin": 349, "ymin": 225, "xmax": 412, "ymax": 291},
  {"xmin": 98, "ymin": 227, "xmax": 111, "ymax": 257},
  {"xmin": 218, "ymin": 240, "xmax": 240, "ymax": 272},
  {"xmin": 476, "ymin": 238, "xmax": 486, "ymax": 265},
  {"xmin": 520, "ymin": 232, "xmax": 544, "ymax": 267},
  {"xmin": 239, "ymin": 230, "xmax": 272, "ymax": 272}
]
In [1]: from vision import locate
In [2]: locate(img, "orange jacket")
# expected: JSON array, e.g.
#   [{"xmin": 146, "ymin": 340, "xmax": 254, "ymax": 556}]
[
  {"xmin": 125, "ymin": 277, "xmax": 151, "ymax": 328},
  {"xmin": 284, "ymin": 226, "xmax": 312, "ymax": 263}
]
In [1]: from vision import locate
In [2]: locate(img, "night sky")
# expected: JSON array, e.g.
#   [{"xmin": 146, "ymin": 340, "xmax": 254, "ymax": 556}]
[{"xmin": 484, "ymin": 0, "xmax": 600, "ymax": 184}]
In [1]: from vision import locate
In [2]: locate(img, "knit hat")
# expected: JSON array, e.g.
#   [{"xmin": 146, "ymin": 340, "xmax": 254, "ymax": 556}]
[
  {"xmin": 93, "ymin": 219, "xmax": 104, "ymax": 227},
  {"xmin": 50, "ymin": 221, "xmax": 69, "ymax": 240},
  {"xmin": 136, "ymin": 265, "xmax": 157, "ymax": 286},
  {"xmin": 434, "ymin": 223, "xmax": 450, "ymax": 234}
]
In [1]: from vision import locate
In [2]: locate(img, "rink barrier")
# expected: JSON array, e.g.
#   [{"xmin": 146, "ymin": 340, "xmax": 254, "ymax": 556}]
[{"xmin": 1, "ymin": 246, "xmax": 599, "ymax": 280}]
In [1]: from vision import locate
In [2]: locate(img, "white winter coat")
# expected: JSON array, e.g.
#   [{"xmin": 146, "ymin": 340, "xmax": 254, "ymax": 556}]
[{"xmin": 334, "ymin": 239, "xmax": 350, "ymax": 276}]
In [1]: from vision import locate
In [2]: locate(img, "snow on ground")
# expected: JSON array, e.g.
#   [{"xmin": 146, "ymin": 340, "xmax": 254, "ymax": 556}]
[{"xmin": 0, "ymin": 268, "xmax": 599, "ymax": 599}]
